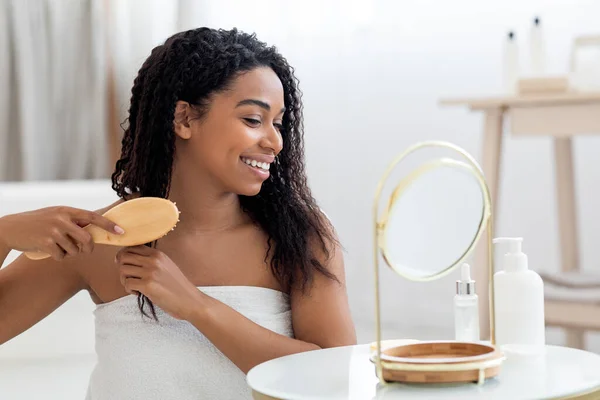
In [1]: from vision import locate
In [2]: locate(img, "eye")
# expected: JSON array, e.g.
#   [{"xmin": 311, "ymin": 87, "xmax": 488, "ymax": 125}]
[
  {"xmin": 243, "ymin": 118, "xmax": 261, "ymax": 127},
  {"xmin": 274, "ymin": 123, "xmax": 283, "ymax": 131}
]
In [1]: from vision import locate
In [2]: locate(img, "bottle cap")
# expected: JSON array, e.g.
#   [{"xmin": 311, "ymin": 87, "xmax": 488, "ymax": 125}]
[
  {"xmin": 456, "ymin": 263, "xmax": 476, "ymax": 295},
  {"xmin": 493, "ymin": 237, "xmax": 528, "ymax": 272}
]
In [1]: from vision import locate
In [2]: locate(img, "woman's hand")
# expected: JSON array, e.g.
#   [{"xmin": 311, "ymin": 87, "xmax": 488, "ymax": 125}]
[
  {"xmin": 0, "ymin": 206, "xmax": 124, "ymax": 261},
  {"xmin": 115, "ymin": 245, "xmax": 203, "ymax": 320}
]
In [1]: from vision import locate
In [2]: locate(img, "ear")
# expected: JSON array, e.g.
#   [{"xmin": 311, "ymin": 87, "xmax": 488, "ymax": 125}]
[{"xmin": 173, "ymin": 101, "xmax": 193, "ymax": 140}]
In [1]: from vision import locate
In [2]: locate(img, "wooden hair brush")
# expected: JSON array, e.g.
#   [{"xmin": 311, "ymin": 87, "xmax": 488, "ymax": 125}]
[{"xmin": 25, "ymin": 197, "xmax": 180, "ymax": 260}]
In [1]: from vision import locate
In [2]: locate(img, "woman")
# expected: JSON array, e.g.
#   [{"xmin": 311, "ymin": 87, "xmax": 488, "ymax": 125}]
[{"xmin": 0, "ymin": 28, "xmax": 356, "ymax": 399}]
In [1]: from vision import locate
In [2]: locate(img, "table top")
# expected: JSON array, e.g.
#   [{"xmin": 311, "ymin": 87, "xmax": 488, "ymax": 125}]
[
  {"xmin": 439, "ymin": 91, "xmax": 600, "ymax": 109},
  {"xmin": 247, "ymin": 344, "xmax": 600, "ymax": 400}
]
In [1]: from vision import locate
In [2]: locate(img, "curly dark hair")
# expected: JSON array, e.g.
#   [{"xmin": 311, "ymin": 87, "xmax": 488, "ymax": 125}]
[{"xmin": 111, "ymin": 27, "xmax": 338, "ymax": 319}]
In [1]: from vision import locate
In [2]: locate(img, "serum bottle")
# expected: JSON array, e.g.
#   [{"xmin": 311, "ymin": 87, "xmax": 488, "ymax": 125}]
[{"xmin": 454, "ymin": 263, "xmax": 480, "ymax": 342}]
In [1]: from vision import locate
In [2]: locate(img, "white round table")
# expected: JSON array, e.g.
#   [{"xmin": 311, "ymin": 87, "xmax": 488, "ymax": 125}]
[{"xmin": 247, "ymin": 344, "xmax": 600, "ymax": 399}]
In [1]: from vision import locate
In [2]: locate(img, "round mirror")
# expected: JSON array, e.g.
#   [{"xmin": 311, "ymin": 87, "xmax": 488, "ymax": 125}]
[{"xmin": 379, "ymin": 158, "xmax": 488, "ymax": 280}]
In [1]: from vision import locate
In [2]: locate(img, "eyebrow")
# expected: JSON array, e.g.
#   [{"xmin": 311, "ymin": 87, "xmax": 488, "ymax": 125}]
[{"xmin": 236, "ymin": 99, "xmax": 285, "ymax": 114}]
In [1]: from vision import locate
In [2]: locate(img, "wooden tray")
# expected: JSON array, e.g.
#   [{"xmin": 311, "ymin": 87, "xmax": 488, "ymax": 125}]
[{"xmin": 372, "ymin": 341, "xmax": 505, "ymax": 384}]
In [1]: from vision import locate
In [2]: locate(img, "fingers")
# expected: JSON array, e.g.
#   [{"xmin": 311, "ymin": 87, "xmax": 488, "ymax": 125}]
[
  {"xmin": 119, "ymin": 264, "xmax": 145, "ymax": 278},
  {"xmin": 54, "ymin": 233, "xmax": 80, "ymax": 258},
  {"xmin": 45, "ymin": 221, "xmax": 79, "ymax": 258},
  {"xmin": 115, "ymin": 250, "xmax": 148, "ymax": 267},
  {"xmin": 121, "ymin": 245, "xmax": 154, "ymax": 257},
  {"xmin": 115, "ymin": 247, "xmax": 160, "ymax": 295},
  {"xmin": 66, "ymin": 223, "xmax": 94, "ymax": 254},
  {"xmin": 122, "ymin": 276, "xmax": 144, "ymax": 294},
  {"xmin": 119, "ymin": 264, "xmax": 146, "ymax": 292},
  {"xmin": 119, "ymin": 262, "xmax": 150, "ymax": 295},
  {"xmin": 46, "ymin": 242, "xmax": 66, "ymax": 261},
  {"xmin": 72, "ymin": 209, "xmax": 125, "ymax": 235}
]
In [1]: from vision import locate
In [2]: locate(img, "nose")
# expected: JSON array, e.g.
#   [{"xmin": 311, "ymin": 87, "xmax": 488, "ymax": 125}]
[{"xmin": 260, "ymin": 125, "xmax": 283, "ymax": 155}]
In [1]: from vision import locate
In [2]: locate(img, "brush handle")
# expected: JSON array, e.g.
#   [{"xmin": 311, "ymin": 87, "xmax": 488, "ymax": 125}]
[{"xmin": 23, "ymin": 251, "xmax": 52, "ymax": 260}]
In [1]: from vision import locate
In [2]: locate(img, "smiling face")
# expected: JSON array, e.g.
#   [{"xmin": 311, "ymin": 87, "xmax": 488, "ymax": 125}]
[{"xmin": 173, "ymin": 67, "xmax": 285, "ymax": 196}]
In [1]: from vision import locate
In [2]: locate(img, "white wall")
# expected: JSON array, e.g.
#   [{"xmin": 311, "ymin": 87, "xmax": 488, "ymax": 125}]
[{"xmin": 284, "ymin": 0, "xmax": 600, "ymax": 348}]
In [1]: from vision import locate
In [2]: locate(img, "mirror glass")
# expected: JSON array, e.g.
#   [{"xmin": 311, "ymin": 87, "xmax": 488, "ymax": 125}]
[{"xmin": 381, "ymin": 158, "xmax": 486, "ymax": 280}]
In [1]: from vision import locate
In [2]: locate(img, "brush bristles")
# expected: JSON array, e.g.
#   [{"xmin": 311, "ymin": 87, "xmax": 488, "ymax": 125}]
[{"xmin": 161, "ymin": 199, "xmax": 179, "ymax": 237}]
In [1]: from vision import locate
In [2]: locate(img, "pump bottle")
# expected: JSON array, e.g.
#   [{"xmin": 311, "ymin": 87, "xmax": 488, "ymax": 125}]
[{"xmin": 493, "ymin": 238, "xmax": 545, "ymax": 354}]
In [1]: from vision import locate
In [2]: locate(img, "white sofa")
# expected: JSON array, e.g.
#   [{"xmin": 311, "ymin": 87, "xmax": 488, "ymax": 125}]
[{"xmin": 0, "ymin": 180, "xmax": 119, "ymax": 399}]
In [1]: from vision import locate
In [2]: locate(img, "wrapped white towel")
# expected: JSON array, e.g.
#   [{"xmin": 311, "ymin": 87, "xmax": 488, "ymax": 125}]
[{"xmin": 85, "ymin": 286, "xmax": 293, "ymax": 400}]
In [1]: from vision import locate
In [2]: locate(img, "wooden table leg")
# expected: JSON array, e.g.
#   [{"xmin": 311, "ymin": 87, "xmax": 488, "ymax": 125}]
[
  {"xmin": 554, "ymin": 138, "xmax": 580, "ymax": 273},
  {"xmin": 476, "ymin": 107, "xmax": 504, "ymax": 341},
  {"xmin": 553, "ymin": 137, "xmax": 585, "ymax": 349}
]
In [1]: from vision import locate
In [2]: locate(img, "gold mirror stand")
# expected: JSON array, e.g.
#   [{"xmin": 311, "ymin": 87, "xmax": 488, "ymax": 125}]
[{"xmin": 372, "ymin": 141, "xmax": 496, "ymax": 384}]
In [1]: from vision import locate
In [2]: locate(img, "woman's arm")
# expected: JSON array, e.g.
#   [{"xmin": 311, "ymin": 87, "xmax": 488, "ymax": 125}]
[
  {"xmin": 188, "ymin": 241, "xmax": 356, "ymax": 373},
  {"xmin": 0, "ymin": 205, "xmax": 123, "ymax": 345},
  {"xmin": 116, "ymin": 240, "xmax": 356, "ymax": 374},
  {"xmin": 0, "ymin": 241, "xmax": 10, "ymax": 265},
  {"xmin": 0, "ymin": 250, "xmax": 87, "ymax": 345},
  {"xmin": 187, "ymin": 294, "xmax": 320, "ymax": 373}
]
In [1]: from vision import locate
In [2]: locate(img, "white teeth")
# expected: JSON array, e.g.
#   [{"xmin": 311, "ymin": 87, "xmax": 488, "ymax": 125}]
[{"xmin": 242, "ymin": 158, "xmax": 270, "ymax": 171}]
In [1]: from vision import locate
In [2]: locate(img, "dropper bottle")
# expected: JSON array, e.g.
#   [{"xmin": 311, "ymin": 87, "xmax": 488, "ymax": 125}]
[{"xmin": 454, "ymin": 263, "xmax": 480, "ymax": 342}]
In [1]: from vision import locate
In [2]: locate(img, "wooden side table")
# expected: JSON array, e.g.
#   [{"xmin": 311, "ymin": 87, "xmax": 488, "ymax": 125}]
[{"xmin": 439, "ymin": 92, "xmax": 600, "ymax": 347}]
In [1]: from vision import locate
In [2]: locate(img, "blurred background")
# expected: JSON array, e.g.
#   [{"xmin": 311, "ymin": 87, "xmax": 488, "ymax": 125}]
[{"xmin": 2, "ymin": 0, "xmax": 600, "ymax": 397}]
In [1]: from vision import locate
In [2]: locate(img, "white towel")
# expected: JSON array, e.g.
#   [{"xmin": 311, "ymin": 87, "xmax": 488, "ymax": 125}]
[{"xmin": 86, "ymin": 286, "xmax": 293, "ymax": 400}]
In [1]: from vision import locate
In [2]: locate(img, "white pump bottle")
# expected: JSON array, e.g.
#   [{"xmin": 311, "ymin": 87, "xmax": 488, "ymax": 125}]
[{"xmin": 493, "ymin": 238, "xmax": 545, "ymax": 355}]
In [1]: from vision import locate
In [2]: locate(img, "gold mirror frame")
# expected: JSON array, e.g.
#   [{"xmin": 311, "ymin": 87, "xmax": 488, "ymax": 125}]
[
  {"xmin": 372, "ymin": 141, "xmax": 496, "ymax": 384},
  {"xmin": 380, "ymin": 157, "xmax": 487, "ymax": 281}
]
